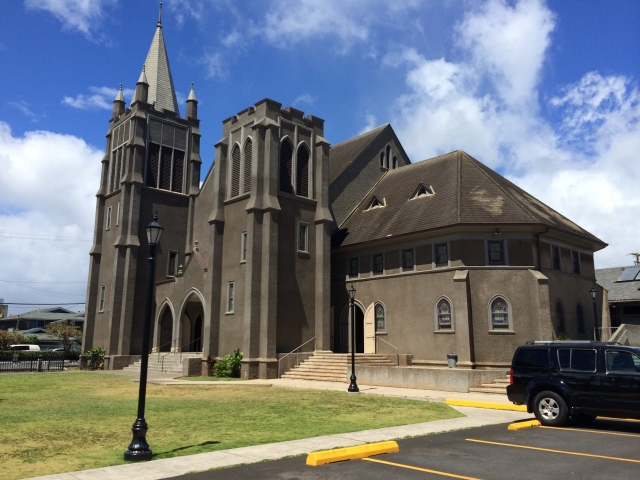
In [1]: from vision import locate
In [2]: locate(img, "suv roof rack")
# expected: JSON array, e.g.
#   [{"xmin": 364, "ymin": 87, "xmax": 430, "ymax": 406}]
[{"xmin": 524, "ymin": 340, "xmax": 622, "ymax": 346}]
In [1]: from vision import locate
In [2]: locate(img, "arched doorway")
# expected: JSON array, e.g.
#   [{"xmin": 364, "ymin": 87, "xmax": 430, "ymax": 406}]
[
  {"xmin": 178, "ymin": 290, "xmax": 205, "ymax": 353},
  {"xmin": 338, "ymin": 302, "xmax": 365, "ymax": 353},
  {"xmin": 159, "ymin": 308, "xmax": 173, "ymax": 352}
]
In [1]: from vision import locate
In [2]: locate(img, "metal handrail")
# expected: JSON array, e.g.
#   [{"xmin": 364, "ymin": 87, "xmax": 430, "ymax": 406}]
[
  {"xmin": 376, "ymin": 337, "xmax": 399, "ymax": 366},
  {"xmin": 155, "ymin": 338, "xmax": 177, "ymax": 359},
  {"xmin": 161, "ymin": 337, "xmax": 203, "ymax": 373},
  {"xmin": 277, "ymin": 337, "xmax": 315, "ymax": 378}
]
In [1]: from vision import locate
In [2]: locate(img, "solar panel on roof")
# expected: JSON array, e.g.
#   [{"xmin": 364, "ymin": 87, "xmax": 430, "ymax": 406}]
[{"xmin": 616, "ymin": 267, "xmax": 640, "ymax": 282}]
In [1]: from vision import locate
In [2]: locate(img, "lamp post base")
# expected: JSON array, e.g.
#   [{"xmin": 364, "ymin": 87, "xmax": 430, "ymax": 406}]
[
  {"xmin": 347, "ymin": 374, "xmax": 359, "ymax": 393},
  {"xmin": 124, "ymin": 418, "xmax": 152, "ymax": 461}
]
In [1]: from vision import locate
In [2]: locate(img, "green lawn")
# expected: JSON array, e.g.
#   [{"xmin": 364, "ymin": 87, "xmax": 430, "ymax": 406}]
[{"xmin": 0, "ymin": 372, "xmax": 462, "ymax": 479}]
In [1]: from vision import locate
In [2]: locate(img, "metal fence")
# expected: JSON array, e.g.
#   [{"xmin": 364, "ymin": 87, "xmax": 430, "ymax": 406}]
[{"xmin": 0, "ymin": 353, "xmax": 65, "ymax": 373}]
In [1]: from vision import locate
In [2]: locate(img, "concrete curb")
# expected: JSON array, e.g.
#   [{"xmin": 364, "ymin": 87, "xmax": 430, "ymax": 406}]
[
  {"xmin": 508, "ymin": 419, "xmax": 540, "ymax": 430},
  {"xmin": 445, "ymin": 398, "xmax": 527, "ymax": 412},
  {"xmin": 305, "ymin": 441, "xmax": 399, "ymax": 466}
]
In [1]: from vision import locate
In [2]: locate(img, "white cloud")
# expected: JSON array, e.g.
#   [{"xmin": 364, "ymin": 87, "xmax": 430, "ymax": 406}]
[
  {"xmin": 293, "ymin": 93, "xmax": 315, "ymax": 107},
  {"xmin": 359, "ymin": 114, "xmax": 378, "ymax": 134},
  {"xmin": 63, "ymin": 86, "xmax": 134, "ymax": 110},
  {"xmin": 24, "ymin": 0, "xmax": 115, "ymax": 37},
  {"xmin": 199, "ymin": 50, "xmax": 226, "ymax": 79},
  {"xmin": 0, "ymin": 122, "xmax": 102, "ymax": 311},
  {"xmin": 8, "ymin": 100, "xmax": 41, "ymax": 121},
  {"xmin": 389, "ymin": 0, "xmax": 640, "ymax": 268}
]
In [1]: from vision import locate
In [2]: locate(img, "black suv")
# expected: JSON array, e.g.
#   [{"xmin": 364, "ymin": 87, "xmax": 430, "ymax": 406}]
[{"xmin": 507, "ymin": 341, "xmax": 640, "ymax": 426}]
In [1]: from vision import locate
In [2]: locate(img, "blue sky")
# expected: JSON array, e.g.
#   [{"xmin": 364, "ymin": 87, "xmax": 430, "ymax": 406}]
[{"xmin": 0, "ymin": 0, "xmax": 639, "ymax": 313}]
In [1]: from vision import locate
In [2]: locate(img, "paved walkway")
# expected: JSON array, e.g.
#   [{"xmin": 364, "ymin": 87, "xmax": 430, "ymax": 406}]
[{"xmin": 28, "ymin": 372, "xmax": 531, "ymax": 480}]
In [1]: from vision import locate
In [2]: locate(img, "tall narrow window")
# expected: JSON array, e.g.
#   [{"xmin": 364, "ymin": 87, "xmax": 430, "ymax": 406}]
[
  {"xmin": 298, "ymin": 223, "xmax": 308, "ymax": 252},
  {"xmin": 491, "ymin": 297, "xmax": 510, "ymax": 330},
  {"xmin": 385, "ymin": 145, "xmax": 391, "ymax": 169},
  {"xmin": 241, "ymin": 231, "xmax": 247, "ymax": 262},
  {"xmin": 349, "ymin": 257, "xmax": 359, "ymax": 277},
  {"xmin": 296, "ymin": 143, "xmax": 310, "ymax": 197},
  {"xmin": 279, "ymin": 139, "xmax": 294, "ymax": 193},
  {"xmin": 243, "ymin": 138, "xmax": 252, "ymax": 194},
  {"xmin": 437, "ymin": 298, "xmax": 452, "ymax": 330},
  {"xmin": 105, "ymin": 206, "xmax": 112, "ymax": 230},
  {"xmin": 572, "ymin": 251, "xmax": 581, "ymax": 275},
  {"xmin": 380, "ymin": 151, "xmax": 384, "ymax": 168},
  {"xmin": 230, "ymin": 144, "xmax": 241, "ymax": 197},
  {"xmin": 435, "ymin": 243, "xmax": 448, "ymax": 267},
  {"xmin": 373, "ymin": 253, "xmax": 384, "ymax": 275},
  {"xmin": 109, "ymin": 121, "xmax": 130, "ymax": 193},
  {"xmin": 392, "ymin": 156, "xmax": 397, "ymax": 169},
  {"xmin": 551, "ymin": 245, "xmax": 561, "ymax": 270},
  {"xmin": 145, "ymin": 117, "xmax": 187, "ymax": 193},
  {"xmin": 99, "ymin": 285, "xmax": 106, "ymax": 312},
  {"xmin": 375, "ymin": 303, "xmax": 385, "ymax": 331},
  {"xmin": 402, "ymin": 249, "xmax": 414, "ymax": 271},
  {"xmin": 116, "ymin": 202, "xmax": 121, "ymax": 226},
  {"xmin": 227, "ymin": 282, "xmax": 235, "ymax": 313},
  {"xmin": 168, "ymin": 251, "xmax": 178, "ymax": 276},
  {"xmin": 488, "ymin": 240, "xmax": 505, "ymax": 265},
  {"xmin": 556, "ymin": 302, "xmax": 565, "ymax": 333},
  {"xmin": 577, "ymin": 305, "xmax": 585, "ymax": 334}
]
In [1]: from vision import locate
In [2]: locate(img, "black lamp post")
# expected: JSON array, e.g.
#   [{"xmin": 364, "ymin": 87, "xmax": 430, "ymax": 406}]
[
  {"xmin": 347, "ymin": 285, "xmax": 359, "ymax": 393},
  {"xmin": 590, "ymin": 287, "xmax": 599, "ymax": 341},
  {"xmin": 124, "ymin": 213, "xmax": 163, "ymax": 462}
]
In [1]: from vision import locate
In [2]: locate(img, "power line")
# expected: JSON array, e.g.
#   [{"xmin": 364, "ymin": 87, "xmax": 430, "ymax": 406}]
[
  {"xmin": 0, "ymin": 279, "xmax": 87, "ymax": 284},
  {"xmin": 0, "ymin": 280, "xmax": 86, "ymax": 296}
]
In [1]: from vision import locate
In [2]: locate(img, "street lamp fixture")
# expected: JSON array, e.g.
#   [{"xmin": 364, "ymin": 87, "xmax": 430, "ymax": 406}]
[
  {"xmin": 347, "ymin": 285, "xmax": 359, "ymax": 393},
  {"xmin": 124, "ymin": 213, "xmax": 163, "ymax": 462},
  {"xmin": 590, "ymin": 287, "xmax": 599, "ymax": 341}
]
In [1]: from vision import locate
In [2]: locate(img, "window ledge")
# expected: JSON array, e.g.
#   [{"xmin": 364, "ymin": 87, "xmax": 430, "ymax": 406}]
[
  {"xmin": 488, "ymin": 330, "xmax": 515, "ymax": 335},
  {"xmin": 224, "ymin": 193, "xmax": 250, "ymax": 205},
  {"xmin": 434, "ymin": 330, "xmax": 455, "ymax": 334},
  {"xmin": 225, "ymin": 311, "xmax": 234, "ymax": 315},
  {"xmin": 240, "ymin": 260, "xmax": 246, "ymax": 264},
  {"xmin": 375, "ymin": 331, "xmax": 387, "ymax": 336},
  {"xmin": 297, "ymin": 251, "xmax": 310, "ymax": 258}
]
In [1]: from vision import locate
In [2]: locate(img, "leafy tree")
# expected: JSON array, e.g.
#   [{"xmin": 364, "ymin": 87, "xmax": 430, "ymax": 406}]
[
  {"xmin": 44, "ymin": 322, "xmax": 82, "ymax": 353},
  {"xmin": 0, "ymin": 331, "xmax": 29, "ymax": 350}
]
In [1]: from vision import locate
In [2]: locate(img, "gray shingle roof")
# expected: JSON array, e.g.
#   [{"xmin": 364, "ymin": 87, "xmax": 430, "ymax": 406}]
[
  {"xmin": 596, "ymin": 266, "xmax": 640, "ymax": 302},
  {"xmin": 335, "ymin": 150, "xmax": 606, "ymax": 248},
  {"xmin": 142, "ymin": 24, "xmax": 180, "ymax": 115},
  {"xmin": 329, "ymin": 124, "xmax": 388, "ymax": 184}
]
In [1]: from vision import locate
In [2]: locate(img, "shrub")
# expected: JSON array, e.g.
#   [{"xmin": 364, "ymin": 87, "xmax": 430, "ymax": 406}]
[
  {"xmin": 0, "ymin": 331, "xmax": 32, "ymax": 350},
  {"xmin": 86, "ymin": 347, "xmax": 106, "ymax": 370},
  {"xmin": 214, "ymin": 348, "xmax": 243, "ymax": 378}
]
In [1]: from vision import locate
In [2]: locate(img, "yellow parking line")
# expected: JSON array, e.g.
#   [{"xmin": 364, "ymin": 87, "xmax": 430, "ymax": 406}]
[
  {"xmin": 362, "ymin": 457, "xmax": 480, "ymax": 479},
  {"xmin": 598, "ymin": 416, "xmax": 640, "ymax": 424},
  {"xmin": 540, "ymin": 426, "xmax": 640, "ymax": 438},
  {"xmin": 466, "ymin": 438, "xmax": 640, "ymax": 463}
]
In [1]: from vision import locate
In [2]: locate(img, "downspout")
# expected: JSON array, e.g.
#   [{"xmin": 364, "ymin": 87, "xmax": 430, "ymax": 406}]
[{"xmin": 536, "ymin": 227, "xmax": 549, "ymax": 271}]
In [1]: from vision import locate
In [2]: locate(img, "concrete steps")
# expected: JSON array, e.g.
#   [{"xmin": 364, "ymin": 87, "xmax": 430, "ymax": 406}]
[
  {"xmin": 468, "ymin": 374, "xmax": 509, "ymax": 395},
  {"xmin": 122, "ymin": 352, "xmax": 202, "ymax": 375},
  {"xmin": 281, "ymin": 353, "xmax": 396, "ymax": 382}
]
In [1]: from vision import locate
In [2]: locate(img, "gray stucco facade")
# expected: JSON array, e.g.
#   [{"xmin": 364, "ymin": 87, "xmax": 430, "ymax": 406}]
[{"xmin": 82, "ymin": 15, "xmax": 608, "ymax": 377}]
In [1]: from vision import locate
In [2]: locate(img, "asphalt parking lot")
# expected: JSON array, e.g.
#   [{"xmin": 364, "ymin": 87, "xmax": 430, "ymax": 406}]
[{"xmin": 168, "ymin": 417, "xmax": 640, "ymax": 479}]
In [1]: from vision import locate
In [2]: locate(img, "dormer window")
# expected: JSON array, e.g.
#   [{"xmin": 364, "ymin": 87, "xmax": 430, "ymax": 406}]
[
  {"xmin": 411, "ymin": 183, "xmax": 434, "ymax": 199},
  {"xmin": 365, "ymin": 196, "xmax": 385, "ymax": 210}
]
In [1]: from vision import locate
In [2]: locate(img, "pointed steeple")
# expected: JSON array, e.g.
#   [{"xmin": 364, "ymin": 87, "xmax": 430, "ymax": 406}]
[
  {"xmin": 187, "ymin": 82, "xmax": 197, "ymax": 101},
  {"xmin": 142, "ymin": 3, "xmax": 180, "ymax": 115},
  {"xmin": 131, "ymin": 65, "xmax": 149, "ymax": 106},
  {"xmin": 112, "ymin": 83, "xmax": 125, "ymax": 118},
  {"xmin": 186, "ymin": 82, "xmax": 198, "ymax": 119}
]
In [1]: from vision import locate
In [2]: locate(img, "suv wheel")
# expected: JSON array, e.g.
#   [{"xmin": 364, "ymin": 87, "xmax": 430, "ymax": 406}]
[{"xmin": 533, "ymin": 391, "xmax": 568, "ymax": 426}]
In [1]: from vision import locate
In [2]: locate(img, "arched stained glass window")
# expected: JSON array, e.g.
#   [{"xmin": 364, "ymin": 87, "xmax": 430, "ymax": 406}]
[
  {"xmin": 437, "ymin": 299, "xmax": 452, "ymax": 330},
  {"xmin": 491, "ymin": 298, "xmax": 509, "ymax": 330},
  {"xmin": 279, "ymin": 139, "xmax": 293, "ymax": 193},
  {"xmin": 577, "ymin": 305, "xmax": 585, "ymax": 334},
  {"xmin": 556, "ymin": 302, "xmax": 565, "ymax": 333},
  {"xmin": 375, "ymin": 303, "xmax": 385, "ymax": 332}
]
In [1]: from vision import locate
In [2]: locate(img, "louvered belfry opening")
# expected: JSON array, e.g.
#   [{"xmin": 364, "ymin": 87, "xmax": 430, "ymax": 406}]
[
  {"xmin": 145, "ymin": 117, "xmax": 187, "ymax": 193},
  {"xmin": 296, "ymin": 144, "xmax": 309, "ymax": 197},
  {"xmin": 109, "ymin": 121, "xmax": 131, "ymax": 194},
  {"xmin": 243, "ymin": 139, "xmax": 252, "ymax": 194},
  {"xmin": 279, "ymin": 139, "xmax": 294, "ymax": 194},
  {"xmin": 231, "ymin": 144, "xmax": 241, "ymax": 197}
]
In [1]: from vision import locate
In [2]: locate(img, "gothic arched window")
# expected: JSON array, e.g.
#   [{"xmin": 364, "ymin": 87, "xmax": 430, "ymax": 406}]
[
  {"xmin": 380, "ymin": 151, "xmax": 385, "ymax": 168},
  {"xmin": 375, "ymin": 303, "xmax": 385, "ymax": 332},
  {"xmin": 437, "ymin": 298, "xmax": 452, "ymax": 330},
  {"xmin": 491, "ymin": 297, "xmax": 510, "ymax": 330},
  {"xmin": 243, "ymin": 138, "xmax": 252, "ymax": 194},
  {"xmin": 385, "ymin": 145, "xmax": 391, "ymax": 169},
  {"xmin": 230, "ymin": 144, "xmax": 241, "ymax": 197},
  {"xmin": 279, "ymin": 138, "xmax": 293, "ymax": 193},
  {"xmin": 296, "ymin": 143, "xmax": 310, "ymax": 197}
]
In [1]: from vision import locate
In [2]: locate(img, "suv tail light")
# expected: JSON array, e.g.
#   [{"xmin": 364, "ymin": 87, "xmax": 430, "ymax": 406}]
[{"xmin": 509, "ymin": 368, "xmax": 514, "ymax": 385}]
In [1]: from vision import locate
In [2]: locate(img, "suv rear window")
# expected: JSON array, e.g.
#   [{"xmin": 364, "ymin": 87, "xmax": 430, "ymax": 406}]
[
  {"xmin": 558, "ymin": 349, "xmax": 597, "ymax": 372},
  {"xmin": 514, "ymin": 348, "xmax": 550, "ymax": 368}
]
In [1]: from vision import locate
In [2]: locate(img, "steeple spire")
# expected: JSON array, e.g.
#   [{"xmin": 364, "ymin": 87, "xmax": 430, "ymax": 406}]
[
  {"xmin": 186, "ymin": 82, "xmax": 198, "ymax": 119},
  {"xmin": 112, "ymin": 83, "xmax": 125, "ymax": 118},
  {"xmin": 114, "ymin": 83, "xmax": 124, "ymax": 102},
  {"xmin": 141, "ymin": 4, "xmax": 179, "ymax": 115}
]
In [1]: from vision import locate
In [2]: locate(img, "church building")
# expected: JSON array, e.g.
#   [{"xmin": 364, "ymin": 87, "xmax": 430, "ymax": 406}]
[{"xmin": 82, "ymin": 12, "xmax": 607, "ymax": 378}]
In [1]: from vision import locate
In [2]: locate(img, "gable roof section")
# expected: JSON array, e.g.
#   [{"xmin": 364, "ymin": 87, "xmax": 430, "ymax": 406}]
[
  {"xmin": 329, "ymin": 124, "xmax": 388, "ymax": 184},
  {"xmin": 335, "ymin": 150, "xmax": 606, "ymax": 248},
  {"xmin": 596, "ymin": 266, "xmax": 640, "ymax": 302}
]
